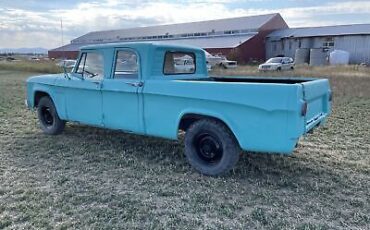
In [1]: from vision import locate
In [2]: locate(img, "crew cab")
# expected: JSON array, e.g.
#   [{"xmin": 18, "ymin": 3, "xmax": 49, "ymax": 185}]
[{"xmin": 26, "ymin": 42, "xmax": 332, "ymax": 176}]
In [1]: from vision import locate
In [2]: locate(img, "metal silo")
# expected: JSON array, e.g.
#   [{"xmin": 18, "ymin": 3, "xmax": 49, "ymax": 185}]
[{"xmin": 294, "ymin": 48, "xmax": 310, "ymax": 64}]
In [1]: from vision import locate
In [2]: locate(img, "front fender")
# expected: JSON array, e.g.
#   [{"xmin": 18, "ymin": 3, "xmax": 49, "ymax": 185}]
[{"xmin": 29, "ymin": 84, "xmax": 67, "ymax": 120}]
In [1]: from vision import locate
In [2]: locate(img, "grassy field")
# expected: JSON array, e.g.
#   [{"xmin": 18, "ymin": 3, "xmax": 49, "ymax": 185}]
[
  {"xmin": 0, "ymin": 65, "xmax": 369, "ymax": 229},
  {"xmin": 0, "ymin": 60, "xmax": 62, "ymax": 74}
]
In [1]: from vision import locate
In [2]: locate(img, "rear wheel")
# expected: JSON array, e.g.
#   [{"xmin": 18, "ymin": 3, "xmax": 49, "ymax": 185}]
[
  {"xmin": 184, "ymin": 119, "xmax": 240, "ymax": 176},
  {"xmin": 37, "ymin": 96, "xmax": 65, "ymax": 135}
]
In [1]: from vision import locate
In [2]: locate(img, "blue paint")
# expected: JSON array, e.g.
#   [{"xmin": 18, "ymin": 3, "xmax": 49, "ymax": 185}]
[{"xmin": 26, "ymin": 42, "xmax": 331, "ymax": 154}]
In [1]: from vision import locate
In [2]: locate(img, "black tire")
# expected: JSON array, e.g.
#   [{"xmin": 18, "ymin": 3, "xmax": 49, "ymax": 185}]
[
  {"xmin": 276, "ymin": 67, "xmax": 282, "ymax": 71},
  {"xmin": 37, "ymin": 96, "xmax": 65, "ymax": 135},
  {"xmin": 185, "ymin": 119, "xmax": 240, "ymax": 176},
  {"xmin": 290, "ymin": 66, "xmax": 294, "ymax": 70}
]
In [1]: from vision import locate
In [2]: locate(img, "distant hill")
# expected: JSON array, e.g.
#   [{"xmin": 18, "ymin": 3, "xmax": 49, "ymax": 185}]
[{"xmin": 0, "ymin": 47, "xmax": 48, "ymax": 54}]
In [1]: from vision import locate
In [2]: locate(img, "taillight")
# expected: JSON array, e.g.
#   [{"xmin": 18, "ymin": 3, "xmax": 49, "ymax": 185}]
[
  {"xmin": 328, "ymin": 91, "xmax": 333, "ymax": 102},
  {"xmin": 301, "ymin": 101, "xmax": 308, "ymax": 116}
]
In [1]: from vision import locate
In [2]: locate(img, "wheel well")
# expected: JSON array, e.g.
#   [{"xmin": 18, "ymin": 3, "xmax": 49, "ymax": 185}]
[
  {"xmin": 179, "ymin": 114, "xmax": 230, "ymax": 132},
  {"xmin": 34, "ymin": 91, "xmax": 50, "ymax": 108},
  {"xmin": 179, "ymin": 113, "xmax": 240, "ymax": 146}
]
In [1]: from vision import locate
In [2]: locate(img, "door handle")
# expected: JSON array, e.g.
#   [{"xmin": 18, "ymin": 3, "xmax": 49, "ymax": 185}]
[
  {"xmin": 91, "ymin": 80, "xmax": 101, "ymax": 85},
  {"xmin": 125, "ymin": 82, "xmax": 144, "ymax": 87},
  {"xmin": 91, "ymin": 80, "xmax": 102, "ymax": 89}
]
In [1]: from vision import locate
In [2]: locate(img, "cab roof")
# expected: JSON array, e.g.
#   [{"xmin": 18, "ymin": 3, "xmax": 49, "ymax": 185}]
[{"xmin": 80, "ymin": 42, "xmax": 204, "ymax": 52}]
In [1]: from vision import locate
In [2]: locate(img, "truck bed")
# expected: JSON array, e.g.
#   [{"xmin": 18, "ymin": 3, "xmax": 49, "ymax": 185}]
[
  {"xmin": 184, "ymin": 76, "xmax": 313, "ymax": 84},
  {"xmin": 179, "ymin": 75, "xmax": 331, "ymax": 136}
]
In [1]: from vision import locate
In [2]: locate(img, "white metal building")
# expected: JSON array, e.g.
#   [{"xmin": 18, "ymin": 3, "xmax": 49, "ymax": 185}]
[{"xmin": 266, "ymin": 24, "xmax": 370, "ymax": 64}]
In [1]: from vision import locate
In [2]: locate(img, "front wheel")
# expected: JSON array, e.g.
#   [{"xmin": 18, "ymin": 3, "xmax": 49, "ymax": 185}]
[
  {"xmin": 37, "ymin": 96, "xmax": 65, "ymax": 135},
  {"xmin": 185, "ymin": 119, "xmax": 240, "ymax": 176}
]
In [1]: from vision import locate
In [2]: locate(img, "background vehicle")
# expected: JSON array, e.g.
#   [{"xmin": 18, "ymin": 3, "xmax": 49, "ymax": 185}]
[
  {"xmin": 205, "ymin": 51, "xmax": 237, "ymax": 69},
  {"xmin": 219, "ymin": 59, "xmax": 238, "ymax": 69},
  {"xmin": 259, "ymin": 57, "xmax": 294, "ymax": 71},
  {"xmin": 204, "ymin": 51, "xmax": 223, "ymax": 67},
  {"xmin": 26, "ymin": 42, "xmax": 331, "ymax": 176},
  {"xmin": 56, "ymin": 59, "xmax": 77, "ymax": 69},
  {"xmin": 29, "ymin": 57, "xmax": 40, "ymax": 61},
  {"xmin": 174, "ymin": 55, "xmax": 195, "ymax": 73}
]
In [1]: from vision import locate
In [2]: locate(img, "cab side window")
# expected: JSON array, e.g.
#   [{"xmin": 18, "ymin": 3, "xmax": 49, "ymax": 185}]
[
  {"xmin": 114, "ymin": 50, "xmax": 138, "ymax": 79},
  {"xmin": 76, "ymin": 52, "xmax": 104, "ymax": 80}
]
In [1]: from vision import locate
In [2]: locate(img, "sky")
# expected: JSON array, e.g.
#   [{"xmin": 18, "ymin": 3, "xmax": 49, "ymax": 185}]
[{"xmin": 1, "ymin": 0, "xmax": 370, "ymax": 49}]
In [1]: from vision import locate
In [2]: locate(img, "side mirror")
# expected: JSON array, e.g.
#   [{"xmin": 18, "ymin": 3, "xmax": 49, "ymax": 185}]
[{"xmin": 62, "ymin": 64, "xmax": 71, "ymax": 80}]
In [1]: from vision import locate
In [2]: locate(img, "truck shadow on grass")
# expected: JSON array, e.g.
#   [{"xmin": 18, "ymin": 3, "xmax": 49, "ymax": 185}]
[{"xmin": 14, "ymin": 123, "xmax": 350, "ymax": 184}]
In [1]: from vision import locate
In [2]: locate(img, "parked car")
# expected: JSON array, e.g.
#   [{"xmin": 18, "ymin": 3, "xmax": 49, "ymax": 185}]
[
  {"xmin": 205, "ymin": 51, "xmax": 237, "ymax": 69},
  {"xmin": 25, "ymin": 42, "xmax": 332, "ymax": 176},
  {"xmin": 206, "ymin": 61, "xmax": 212, "ymax": 71},
  {"xmin": 6, "ymin": 57, "xmax": 17, "ymax": 62},
  {"xmin": 57, "ymin": 59, "xmax": 77, "ymax": 69},
  {"xmin": 259, "ymin": 57, "xmax": 294, "ymax": 71},
  {"xmin": 174, "ymin": 56, "xmax": 195, "ymax": 73},
  {"xmin": 29, "ymin": 57, "xmax": 40, "ymax": 61},
  {"xmin": 219, "ymin": 59, "xmax": 238, "ymax": 69},
  {"xmin": 205, "ymin": 51, "xmax": 223, "ymax": 67}
]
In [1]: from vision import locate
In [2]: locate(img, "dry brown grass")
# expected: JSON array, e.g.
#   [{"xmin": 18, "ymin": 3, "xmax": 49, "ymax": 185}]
[
  {"xmin": 211, "ymin": 64, "xmax": 370, "ymax": 78},
  {"xmin": 0, "ymin": 60, "xmax": 62, "ymax": 74},
  {"xmin": 0, "ymin": 67, "xmax": 369, "ymax": 229}
]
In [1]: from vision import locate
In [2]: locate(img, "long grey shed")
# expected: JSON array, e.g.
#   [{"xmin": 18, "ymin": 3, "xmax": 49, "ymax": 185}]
[{"xmin": 266, "ymin": 24, "xmax": 370, "ymax": 64}]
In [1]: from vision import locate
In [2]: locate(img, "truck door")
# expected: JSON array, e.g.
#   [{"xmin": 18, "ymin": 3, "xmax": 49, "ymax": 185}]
[
  {"xmin": 101, "ymin": 48, "xmax": 144, "ymax": 133},
  {"xmin": 63, "ymin": 51, "xmax": 103, "ymax": 126}
]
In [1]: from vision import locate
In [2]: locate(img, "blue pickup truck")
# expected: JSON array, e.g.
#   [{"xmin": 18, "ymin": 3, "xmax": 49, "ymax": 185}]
[{"xmin": 26, "ymin": 42, "xmax": 331, "ymax": 176}]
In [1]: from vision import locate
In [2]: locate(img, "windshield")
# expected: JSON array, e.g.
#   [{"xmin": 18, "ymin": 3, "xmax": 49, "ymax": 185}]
[{"xmin": 266, "ymin": 58, "xmax": 282, "ymax": 64}]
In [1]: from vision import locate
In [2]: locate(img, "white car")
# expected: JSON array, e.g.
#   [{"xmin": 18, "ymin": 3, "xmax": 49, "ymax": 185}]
[
  {"xmin": 204, "ymin": 51, "xmax": 237, "ymax": 69},
  {"xmin": 206, "ymin": 61, "xmax": 212, "ymax": 71},
  {"xmin": 220, "ymin": 60, "xmax": 238, "ymax": 69},
  {"xmin": 204, "ymin": 51, "xmax": 223, "ymax": 67},
  {"xmin": 57, "ymin": 59, "xmax": 77, "ymax": 68},
  {"xmin": 259, "ymin": 57, "xmax": 294, "ymax": 71},
  {"xmin": 174, "ymin": 57, "xmax": 195, "ymax": 73}
]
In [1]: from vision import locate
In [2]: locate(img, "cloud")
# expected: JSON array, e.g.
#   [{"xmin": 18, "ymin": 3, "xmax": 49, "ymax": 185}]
[
  {"xmin": 1, "ymin": 0, "xmax": 370, "ymax": 48},
  {"xmin": 0, "ymin": 31, "xmax": 62, "ymax": 49}
]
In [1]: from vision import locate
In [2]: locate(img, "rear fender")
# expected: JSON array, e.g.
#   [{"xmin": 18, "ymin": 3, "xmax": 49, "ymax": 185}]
[{"xmin": 177, "ymin": 109, "xmax": 242, "ymax": 147}]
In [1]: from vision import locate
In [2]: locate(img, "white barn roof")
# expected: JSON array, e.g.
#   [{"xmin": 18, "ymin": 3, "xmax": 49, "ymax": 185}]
[
  {"xmin": 267, "ymin": 24, "xmax": 370, "ymax": 39},
  {"xmin": 51, "ymin": 34, "xmax": 255, "ymax": 52},
  {"xmin": 155, "ymin": 34, "xmax": 255, "ymax": 48},
  {"xmin": 51, "ymin": 13, "xmax": 283, "ymax": 52},
  {"xmin": 72, "ymin": 13, "xmax": 278, "ymax": 44}
]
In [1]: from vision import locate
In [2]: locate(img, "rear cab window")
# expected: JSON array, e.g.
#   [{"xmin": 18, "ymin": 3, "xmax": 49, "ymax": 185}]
[{"xmin": 163, "ymin": 51, "xmax": 196, "ymax": 75}]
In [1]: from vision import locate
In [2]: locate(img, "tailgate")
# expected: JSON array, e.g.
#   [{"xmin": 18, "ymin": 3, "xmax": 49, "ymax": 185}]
[{"xmin": 301, "ymin": 79, "xmax": 331, "ymax": 133}]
